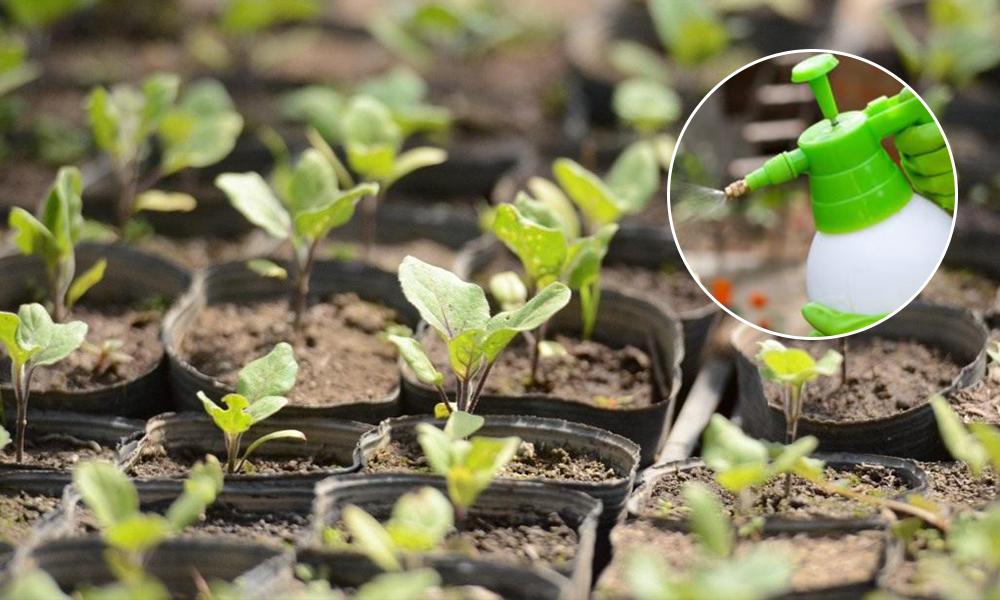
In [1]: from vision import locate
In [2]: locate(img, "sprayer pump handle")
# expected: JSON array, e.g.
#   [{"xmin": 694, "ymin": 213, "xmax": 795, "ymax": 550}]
[{"xmin": 791, "ymin": 53, "xmax": 840, "ymax": 122}]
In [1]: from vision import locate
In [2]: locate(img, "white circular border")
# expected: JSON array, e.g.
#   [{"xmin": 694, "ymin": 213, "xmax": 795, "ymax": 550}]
[{"xmin": 666, "ymin": 48, "xmax": 959, "ymax": 341}]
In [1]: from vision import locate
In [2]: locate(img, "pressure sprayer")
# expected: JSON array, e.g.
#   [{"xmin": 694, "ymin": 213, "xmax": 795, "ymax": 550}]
[{"xmin": 724, "ymin": 53, "xmax": 953, "ymax": 335}]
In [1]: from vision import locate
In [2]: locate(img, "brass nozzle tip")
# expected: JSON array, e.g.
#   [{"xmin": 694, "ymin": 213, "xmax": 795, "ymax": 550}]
[{"xmin": 724, "ymin": 179, "xmax": 748, "ymax": 199}]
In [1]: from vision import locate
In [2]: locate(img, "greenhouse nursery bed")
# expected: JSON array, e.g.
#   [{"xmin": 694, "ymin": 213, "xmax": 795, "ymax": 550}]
[{"xmin": 0, "ymin": 0, "xmax": 999, "ymax": 599}]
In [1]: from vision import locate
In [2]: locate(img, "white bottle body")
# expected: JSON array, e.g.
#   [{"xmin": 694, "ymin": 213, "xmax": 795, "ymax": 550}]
[{"xmin": 805, "ymin": 194, "xmax": 953, "ymax": 315}]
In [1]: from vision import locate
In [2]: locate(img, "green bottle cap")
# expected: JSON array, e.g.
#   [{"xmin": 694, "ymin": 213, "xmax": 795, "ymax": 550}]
[{"xmin": 745, "ymin": 53, "xmax": 934, "ymax": 234}]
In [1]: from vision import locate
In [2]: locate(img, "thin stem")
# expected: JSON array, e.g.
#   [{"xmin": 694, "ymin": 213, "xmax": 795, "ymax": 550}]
[
  {"xmin": 434, "ymin": 385, "xmax": 450, "ymax": 409},
  {"xmin": 116, "ymin": 161, "xmax": 139, "ymax": 229},
  {"xmin": 529, "ymin": 322, "xmax": 549, "ymax": 387},
  {"xmin": 467, "ymin": 361, "xmax": 495, "ymax": 415},
  {"xmin": 456, "ymin": 378, "xmax": 467, "ymax": 413},
  {"xmin": 361, "ymin": 188, "xmax": 384, "ymax": 261},
  {"xmin": 14, "ymin": 365, "xmax": 30, "ymax": 464},
  {"xmin": 225, "ymin": 433, "xmax": 242, "ymax": 473},
  {"xmin": 292, "ymin": 240, "xmax": 320, "ymax": 331}
]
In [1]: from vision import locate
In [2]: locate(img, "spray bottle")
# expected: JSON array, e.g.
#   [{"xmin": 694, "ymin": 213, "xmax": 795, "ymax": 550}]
[{"xmin": 725, "ymin": 53, "xmax": 953, "ymax": 335}]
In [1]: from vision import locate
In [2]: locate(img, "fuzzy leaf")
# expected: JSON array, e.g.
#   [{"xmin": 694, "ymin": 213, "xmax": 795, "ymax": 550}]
[
  {"xmin": 200, "ymin": 392, "xmax": 253, "ymax": 435},
  {"xmin": 0, "ymin": 311, "xmax": 34, "ymax": 366},
  {"xmin": 342, "ymin": 96, "xmax": 402, "ymax": 180},
  {"xmin": 73, "ymin": 461, "xmax": 138, "ymax": 528},
  {"xmin": 237, "ymin": 342, "xmax": 298, "ymax": 401},
  {"xmin": 552, "ymin": 158, "xmax": 622, "ymax": 229},
  {"xmin": 215, "ymin": 172, "xmax": 292, "ymax": 239},
  {"xmin": 16, "ymin": 303, "xmax": 87, "ymax": 367},
  {"xmin": 448, "ymin": 435, "xmax": 520, "ymax": 508},
  {"xmin": 387, "ymin": 334, "xmax": 443, "ymax": 387},
  {"xmin": 86, "ymin": 86, "xmax": 117, "ymax": 155},
  {"xmin": 287, "ymin": 148, "xmax": 340, "ymax": 214},
  {"xmin": 0, "ymin": 427, "xmax": 9, "ymax": 452},
  {"xmin": 66, "ymin": 258, "xmax": 106, "ymax": 310},
  {"xmin": 398, "ymin": 256, "xmax": 490, "ymax": 339},
  {"xmin": 491, "ymin": 202, "xmax": 566, "ymax": 287},
  {"xmin": 343, "ymin": 504, "xmax": 402, "ymax": 572},
  {"xmin": 40, "ymin": 166, "xmax": 83, "ymax": 252},
  {"xmin": 280, "ymin": 86, "xmax": 344, "ymax": 142},
  {"xmin": 134, "ymin": 190, "xmax": 197, "ymax": 213}
]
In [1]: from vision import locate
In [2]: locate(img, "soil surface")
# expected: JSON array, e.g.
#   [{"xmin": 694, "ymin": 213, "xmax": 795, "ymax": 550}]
[
  {"xmin": 0, "ymin": 492, "xmax": 62, "ymax": 545},
  {"xmin": 764, "ymin": 338, "xmax": 961, "ymax": 422},
  {"xmin": 128, "ymin": 446, "xmax": 345, "ymax": 478},
  {"xmin": 1, "ymin": 306, "xmax": 163, "ymax": 392},
  {"xmin": 422, "ymin": 332, "xmax": 655, "ymax": 409},
  {"xmin": 180, "ymin": 294, "xmax": 401, "ymax": 408},
  {"xmin": 0, "ymin": 435, "xmax": 116, "ymax": 470},
  {"xmin": 364, "ymin": 435, "xmax": 618, "ymax": 483},
  {"xmin": 602, "ymin": 263, "xmax": 710, "ymax": 315},
  {"xmin": 918, "ymin": 461, "xmax": 997, "ymax": 511},
  {"xmin": 948, "ymin": 362, "xmax": 1000, "ymax": 424},
  {"xmin": 636, "ymin": 464, "xmax": 908, "ymax": 522},
  {"xmin": 921, "ymin": 267, "xmax": 998, "ymax": 313},
  {"xmin": 598, "ymin": 521, "xmax": 884, "ymax": 596}
]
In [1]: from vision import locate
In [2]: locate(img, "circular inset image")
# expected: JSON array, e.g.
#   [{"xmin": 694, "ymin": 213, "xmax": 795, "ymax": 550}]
[{"xmin": 668, "ymin": 50, "xmax": 957, "ymax": 339}]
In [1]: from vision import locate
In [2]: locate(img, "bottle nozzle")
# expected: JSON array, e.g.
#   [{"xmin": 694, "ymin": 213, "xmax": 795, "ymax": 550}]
[{"xmin": 724, "ymin": 179, "xmax": 749, "ymax": 199}]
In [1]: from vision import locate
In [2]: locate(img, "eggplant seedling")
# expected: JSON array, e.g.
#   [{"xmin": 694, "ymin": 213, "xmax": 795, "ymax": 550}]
[
  {"xmin": 216, "ymin": 149, "xmax": 378, "ymax": 329},
  {"xmin": 72, "ymin": 457, "xmax": 223, "ymax": 597},
  {"xmin": 8, "ymin": 167, "xmax": 106, "ymax": 322},
  {"xmin": 81, "ymin": 338, "xmax": 133, "ymax": 378},
  {"xmin": 197, "ymin": 342, "xmax": 305, "ymax": 474},
  {"xmin": 416, "ymin": 410, "xmax": 520, "ymax": 517},
  {"xmin": 394, "ymin": 255, "xmax": 571, "ymax": 414},
  {"xmin": 87, "ymin": 74, "xmax": 243, "ymax": 232},
  {"xmin": 755, "ymin": 339, "xmax": 842, "ymax": 444},
  {"xmin": 0, "ymin": 303, "xmax": 86, "ymax": 463}
]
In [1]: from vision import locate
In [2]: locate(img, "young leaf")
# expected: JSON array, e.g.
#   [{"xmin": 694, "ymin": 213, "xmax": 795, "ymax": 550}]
[
  {"xmin": 605, "ymin": 141, "xmax": 660, "ymax": 214},
  {"xmin": 398, "ymin": 256, "xmax": 490, "ymax": 339},
  {"xmin": 491, "ymin": 202, "xmax": 566, "ymax": 287},
  {"xmin": 479, "ymin": 282, "xmax": 571, "ymax": 362},
  {"xmin": 0, "ymin": 427, "xmax": 9, "ymax": 452},
  {"xmin": 526, "ymin": 176, "xmax": 581, "ymax": 239},
  {"xmin": 489, "ymin": 271, "xmax": 527, "ymax": 311},
  {"xmin": 66, "ymin": 258, "xmax": 106, "ymax": 310},
  {"xmin": 612, "ymin": 78, "xmax": 680, "ymax": 133},
  {"xmin": 240, "ymin": 429, "xmax": 306, "ymax": 464},
  {"xmin": 215, "ymin": 172, "xmax": 292, "ymax": 239},
  {"xmin": 105, "ymin": 513, "xmax": 173, "ymax": 553},
  {"xmin": 384, "ymin": 487, "xmax": 454, "ymax": 551},
  {"xmin": 386, "ymin": 147, "xmax": 447, "ymax": 188},
  {"xmin": 682, "ymin": 482, "xmax": 732, "ymax": 558},
  {"xmin": 158, "ymin": 79, "xmax": 244, "ymax": 175},
  {"xmin": 448, "ymin": 435, "xmax": 520, "ymax": 508},
  {"xmin": 133, "ymin": 190, "xmax": 198, "ymax": 213},
  {"xmin": 444, "ymin": 410, "xmax": 485, "ymax": 440},
  {"xmin": 246, "ymin": 258, "xmax": 287, "ymax": 280},
  {"xmin": 931, "ymin": 395, "xmax": 989, "ymax": 476},
  {"xmin": 245, "ymin": 396, "xmax": 289, "ymax": 424},
  {"xmin": 343, "ymin": 504, "xmax": 403, "ymax": 571},
  {"xmin": 0, "ymin": 311, "xmax": 34, "ymax": 366},
  {"xmin": 236, "ymin": 342, "xmax": 298, "ymax": 401},
  {"xmin": 165, "ymin": 455, "xmax": 224, "ymax": 530},
  {"xmin": 15, "ymin": 303, "xmax": 87, "ymax": 366},
  {"xmin": 416, "ymin": 423, "xmax": 454, "ymax": 474},
  {"xmin": 387, "ymin": 334, "xmax": 444, "ymax": 387},
  {"xmin": 342, "ymin": 96, "xmax": 403, "ymax": 181},
  {"xmin": 355, "ymin": 569, "xmax": 439, "ymax": 600},
  {"xmin": 199, "ymin": 392, "xmax": 254, "ymax": 435},
  {"xmin": 73, "ymin": 461, "xmax": 139, "ymax": 528},
  {"xmin": 293, "ymin": 182, "xmax": 379, "ymax": 240}
]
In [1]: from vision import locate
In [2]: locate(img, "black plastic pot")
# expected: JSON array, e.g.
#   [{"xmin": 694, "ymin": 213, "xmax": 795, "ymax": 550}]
[
  {"xmin": 0, "ymin": 469, "xmax": 77, "ymax": 567},
  {"xmin": 0, "ymin": 243, "xmax": 189, "ymax": 418},
  {"xmin": 356, "ymin": 414, "xmax": 639, "ymax": 527},
  {"xmin": 163, "ymin": 259, "xmax": 420, "ymax": 422},
  {"xmin": 310, "ymin": 473, "xmax": 602, "ymax": 598},
  {"xmin": 25, "ymin": 537, "xmax": 283, "ymax": 598},
  {"xmin": 628, "ymin": 453, "xmax": 929, "ymax": 533},
  {"xmin": 732, "ymin": 304, "xmax": 988, "ymax": 460},
  {"xmin": 0, "ymin": 411, "xmax": 143, "ymax": 481},
  {"xmin": 118, "ymin": 412, "xmax": 367, "ymax": 485}
]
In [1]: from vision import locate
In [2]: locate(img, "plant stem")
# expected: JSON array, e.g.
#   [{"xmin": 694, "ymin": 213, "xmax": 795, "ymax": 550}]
[
  {"xmin": 13, "ymin": 365, "xmax": 31, "ymax": 464},
  {"xmin": 529, "ymin": 322, "xmax": 548, "ymax": 387},
  {"xmin": 467, "ymin": 361, "xmax": 495, "ymax": 415},
  {"xmin": 292, "ymin": 240, "xmax": 320, "ymax": 331},
  {"xmin": 225, "ymin": 433, "xmax": 242, "ymax": 473},
  {"xmin": 116, "ymin": 162, "xmax": 139, "ymax": 230},
  {"xmin": 360, "ymin": 188, "xmax": 383, "ymax": 262}
]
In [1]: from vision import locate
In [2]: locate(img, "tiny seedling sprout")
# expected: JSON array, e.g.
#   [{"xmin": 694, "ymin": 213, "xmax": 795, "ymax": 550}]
[
  {"xmin": 755, "ymin": 339, "xmax": 842, "ymax": 444},
  {"xmin": 198, "ymin": 342, "xmax": 306, "ymax": 473},
  {"xmin": 0, "ymin": 303, "xmax": 87, "ymax": 463}
]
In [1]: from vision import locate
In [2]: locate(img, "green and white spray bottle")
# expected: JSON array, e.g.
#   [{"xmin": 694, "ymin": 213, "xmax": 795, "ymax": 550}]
[{"xmin": 725, "ymin": 53, "xmax": 954, "ymax": 335}]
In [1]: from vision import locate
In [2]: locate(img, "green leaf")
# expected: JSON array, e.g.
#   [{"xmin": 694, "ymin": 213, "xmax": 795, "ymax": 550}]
[
  {"xmin": 246, "ymin": 258, "xmax": 287, "ymax": 280},
  {"xmin": 0, "ymin": 569, "xmax": 70, "ymax": 600},
  {"xmin": 606, "ymin": 141, "xmax": 660, "ymax": 214},
  {"xmin": 245, "ymin": 396, "xmax": 289, "ymax": 424},
  {"xmin": 756, "ymin": 340, "xmax": 841, "ymax": 387},
  {"xmin": 199, "ymin": 392, "xmax": 254, "ymax": 436},
  {"xmin": 86, "ymin": 86, "xmax": 117, "ymax": 155},
  {"xmin": 970, "ymin": 423, "xmax": 1000, "ymax": 472},
  {"xmin": 241, "ymin": 429, "xmax": 306, "ymax": 464},
  {"xmin": 41, "ymin": 166, "xmax": 83, "ymax": 252},
  {"xmin": 562, "ymin": 224, "xmax": 617, "ymax": 291},
  {"xmin": 342, "ymin": 96, "xmax": 402, "ymax": 180},
  {"xmin": 343, "ymin": 504, "xmax": 402, "ymax": 571},
  {"xmin": 552, "ymin": 158, "xmax": 622, "ymax": 229},
  {"xmin": 16, "ymin": 303, "xmax": 87, "ymax": 366},
  {"xmin": 287, "ymin": 148, "xmax": 340, "ymax": 214},
  {"xmin": 140, "ymin": 73, "xmax": 180, "ymax": 134},
  {"xmin": 280, "ymin": 86, "xmax": 344, "ymax": 142},
  {"xmin": 386, "ymin": 146, "xmax": 447, "ymax": 188},
  {"xmin": 356, "ymin": 569, "xmax": 439, "ymax": 600},
  {"xmin": 215, "ymin": 172, "xmax": 292, "ymax": 239},
  {"xmin": 105, "ymin": 513, "xmax": 172, "ymax": 553},
  {"xmin": 491, "ymin": 202, "xmax": 567, "ymax": 287},
  {"xmin": 932, "ymin": 395, "xmax": 988, "ymax": 476},
  {"xmin": 133, "ymin": 190, "xmax": 198, "ymax": 213},
  {"xmin": 8, "ymin": 207, "xmax": 56, "ymax": 262},
  {"xmin": 526, "ymin": 176, "xmax": 581, "ymax": 240},
  {"xmin": 613, "ymin": 78, "xmax": 680, "ymax": 133},
  {"xmin": 448, "ymin": 435, "xmax": 520, "ymax": 508},
  {"xmin": 306, "ymin": 127, "xmax": 355, "ymax": 188},
  {"xmin": 293, "ymin": 182, "xmax": 378, "ymax": 241},
  {"xmin": 416, "ymin": 422, "xmax": 453, "ymax": 474},
  {"xmin": 66, "ymin": 258, "xmax": 106, "ymax": 310},
  {"xmin": 73, "ymin": 461, "xmax": 138, "ymax": 529},
  {"xmin": 237, "ymin": 342, "xmax": 298, "ymax": 401},
  {"xmin": 385, "ymin": 487, "xmax": 453, "ymax": 551},
  {"xmin": 682, "ymin": 482, "xmax": 732, "ymax": 558},
  {"xmin": 770, "ymin": 436, "xmax": 820, "ymax": 474},
  {"xmin": 702, "ymin": 414, "xmax": 770, "ymax": 492},
  {"xmin": 489, "ymin": 271, "xmax": 527, "ymax": 311},
  {"xmin": 446, "ymin": 329, "xmax": 484, "ymax": 380},
  {"xmin": 0, "ymin": 426, "xmax": 10, "ymax": 452},
  {"xmin": 813, "ymin": 349, "xmax": 844, "ymax": 377},
  {"xmin": 387, "ymin": 334, "xmax": 444, "ymax": 387},
  {"xmin": 479, "ymin": 282, "xmax": 571, "ymax": 362},
  {"xmin": 444, "ymin": 410, "xmax": 484, "ymax": 440},
  {"xmin": 398, "ymin": 256, "xmax": 490, "ymax": 339},
  {"xmin": 0, "ymin": 311, "xmax": 33, "ymax": 366},
  {"xmin": 166, "ymin": 455, "xmax": 224, "ymax": 530}
]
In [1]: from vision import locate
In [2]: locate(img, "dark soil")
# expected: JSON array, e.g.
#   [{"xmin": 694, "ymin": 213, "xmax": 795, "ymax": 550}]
[
  {"xmin": 180, "ymin": 293, "xmax": 401, "ymax": 408},
  {"xmin": 364, "ymin": 435, "xmax": 618, "ymax": 483},
  {"xmin": 764, "ymin": 338, "xmax": 961, "ymax": 422},
  {"xmin": 601, "ymin": 263, "xmax": 709, "ymax": 315},
  {"xmin": 636, "ymin": 464, "xmax": 908, "ymax": 522},
  {"xmin": 0, "ymin": 492, "xmax": 62, "ymax": 545},
  {"xmin": 422, "ymin": 332, "xmax": 655, "ymax": 409},
  {"xmin": 127, "ymin": 446, "xmax": 345, "ymax": 479},
  {"xmin": 0, "ymin": 434, "xmax": 116, "ymax": 470},
  {"xmin": 921, "ymin": 267, "xmax": 998, "ymax": 313},
  {"xmin": 948, "ymin": 363, "xmax": 1000, "ymax": 424},
  {"xmin": 1, "ymin": 306, "xmax": 163, "ymax": 392},
  {"xmin": 918, "ymin": 461, "xmax": 996, "ymax": 511},
  {"xmin": 598, "ymin": 521, "xmax": 884, "ymax": 596}
]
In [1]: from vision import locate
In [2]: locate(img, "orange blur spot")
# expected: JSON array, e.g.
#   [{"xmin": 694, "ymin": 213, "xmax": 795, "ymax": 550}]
[
  {"xmin": 748, "ymin": 291, "xmax": 768, "ymax": 309},
  {"xmin": 711, "ymin": 278, "xmax": 733, "ymax": 306}
]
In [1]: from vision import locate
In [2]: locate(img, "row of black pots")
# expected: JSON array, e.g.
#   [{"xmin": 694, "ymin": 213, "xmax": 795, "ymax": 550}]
[{"xmin": 732, "ymin": 302, "xmax": 989, "ymax": 460}]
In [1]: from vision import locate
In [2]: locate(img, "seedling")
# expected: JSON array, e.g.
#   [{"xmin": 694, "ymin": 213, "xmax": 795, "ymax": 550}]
[
  {"xmin": 72, "ymin": 457, "xmax": 223, "ymax": 597},
  {"xmin": 81, "ymin": 338, "xmax": 132, "ymax": 378},
  {"xmin": 755, "ymin": 340, "xmax": 842, "ymax": 444},
  {"xmin": 340, "ymin": 95, "xmax": 447, "ymax": 255},
  {"xmin": 87, "ymin": 74, "xmax": 244, "ymax": 231},
  {"xmin": 552, "ymin": 148, "xmax": 660, "ymax": 233},
  {"xmin": 619, "ymin": 482, "xmax": 793, "ymax": 600},
  {"xmin": 0, "ymin": 303, "xmax": 87, "ymax": 463},
  {"xmin": 394, "ymin": 256, "xmax": 571, "ymax": 413},
  {"xmin": 8, "ymin": 167, "xmax": 106, "ymax": 321},
  {"xmin": 415, "ymin": 410, "xmax": 520, "ymax": 517},
  {"xmin": 197, "ymin": 342, "xmax": 305, "ymax": 474},
  {"xmin": 611, "ymin": 76, "xmax": 679, "ymax": 172},
  {"xmin": 931, "ymin": 395, "xmax": 1000, "ymax": 481},
  {"xmin": 215, "ymin": 149, "xmax": 378, "ymax": 329}
]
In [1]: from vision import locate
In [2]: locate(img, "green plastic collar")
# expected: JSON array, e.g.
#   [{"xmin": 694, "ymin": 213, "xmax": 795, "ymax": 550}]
[{"xmin": 744, "ymin": 53, "xmax": 934, "ymax": 234}]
